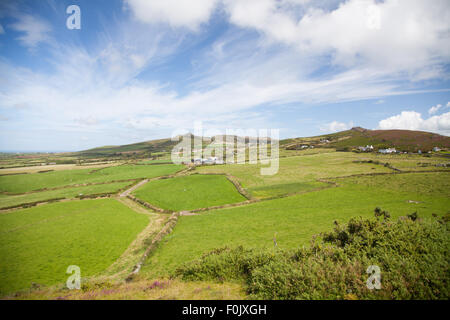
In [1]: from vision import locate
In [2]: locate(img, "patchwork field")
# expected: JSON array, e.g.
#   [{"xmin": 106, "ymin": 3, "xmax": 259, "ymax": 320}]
[
  {"xmin": 1, "ymin": 147, "xmax": 448, "ymax": 299},
  {"xmin": 197, "ymin": 152, "xmax": 395, "ymax": 198},
  {"xmin": 0, "ymin": 164, "xmax": 183, "ymax": 194},
  {"xmin": 132, "ymin": 174, "xmax": 247, "ymax": 211},
  {"xmin": 141, "ymin": 171, "xmax": 450, "ymax": 277},
  {"xmin": 0, "ymin": 199, "xmax": 149, "ymax": 295},
  {"xmin": 0, "ymin": 181, "xmax": 133, "ymax": 209}
]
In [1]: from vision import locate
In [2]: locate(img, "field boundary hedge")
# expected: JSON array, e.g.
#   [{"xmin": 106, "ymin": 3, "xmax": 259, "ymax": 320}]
[
  {"xmin": 127, "ymin": 211, "xmax": 180, "ymax": 279},
  {"xmin": 126, "ymin": 194, "xmax": 172, "ymax": 213}
]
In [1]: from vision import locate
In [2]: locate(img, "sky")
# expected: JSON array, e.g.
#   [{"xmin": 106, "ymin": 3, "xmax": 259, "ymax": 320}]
[{"xmin": 0, "ymin": 0, "xmax": 449, "ymax": 152}]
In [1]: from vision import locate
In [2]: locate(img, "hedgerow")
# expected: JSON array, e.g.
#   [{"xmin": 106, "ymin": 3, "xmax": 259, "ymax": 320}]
[{"xmin": 174, "ymin": 209, "xmax": 449, "ymax": 299}]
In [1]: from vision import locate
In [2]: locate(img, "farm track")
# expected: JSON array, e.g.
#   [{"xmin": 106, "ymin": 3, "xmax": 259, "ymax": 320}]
[
  {"xmin": 100, "ymin": 197, "xmax": 170, "ymax": 280},
  {"xmin": 127, "ymin": 211, "xmax": 179, "ymax": 278},
  {"xmin": 120, "ymin": 179, "xmax": 149, "ymax": 197}
]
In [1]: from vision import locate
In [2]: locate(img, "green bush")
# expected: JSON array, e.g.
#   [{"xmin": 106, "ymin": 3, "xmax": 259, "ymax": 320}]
[{"xmin": 175, "ymin": 210, "xmax": 449, "ymax": 299}]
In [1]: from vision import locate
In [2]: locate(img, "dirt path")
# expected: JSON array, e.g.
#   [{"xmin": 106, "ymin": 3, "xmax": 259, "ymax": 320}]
[
  {"xmin": 101, "ymin": 197, "xmax": 170, "ymax": 280},
  {"xmin": 119, "ymin": 179, "xmax": 149, "ymax": 197}
]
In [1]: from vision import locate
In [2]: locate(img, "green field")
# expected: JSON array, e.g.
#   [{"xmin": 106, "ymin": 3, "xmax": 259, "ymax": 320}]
[
  {"xmin": 133, "ymin": 174, "xmax": 247, "ymax": 211},
  {"xmin": 0, "ymin": 181, "xmax": 133, "ymax": 209},
  {"xmin": 0, "ymin": 199, "xmax": 149, "ymax": 295},
  {"xmin": 0, "ymin": 164, "xmax": 183, "ymax": 194},
  {"xmin": 141, "ymin": 171, "xmax": 450, "ymax": 277},
  {"xmin": 197, "ymin": 152, "xmax": 395, "ymax": 198},
  {"xmin": 1, "ymin": 147, "xmax": 449, "ymax": 299}
]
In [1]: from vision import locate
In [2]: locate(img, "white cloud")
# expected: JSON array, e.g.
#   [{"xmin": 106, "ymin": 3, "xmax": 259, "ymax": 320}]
[
  {"xmin": 10, "ymin": 14, "xmax": 51, "ymax": 48},
  {"xmin": 2, "ymin": 1, "xmax": 450, "ymax": 150},
  {"xmin": 124, "ymin": 0, "xmax": 450, "ymax": 81},
  {"xmin": 378, "ymin": 111, "xmax": 450, "ymax": 135},
  {"xmin": 223, "ymin": 0, "xmax": 450, "ymax": 80},
  {"xmin": 125, "ymin": 0, "xmax": 220, "ymax": 30},
  {"xmin": 320, "ymin": 121, "xmax": 354, "ymax": 133},
  {"xmin": 428, "ymin": 104, "xmax": 442, "ymax": 115}
]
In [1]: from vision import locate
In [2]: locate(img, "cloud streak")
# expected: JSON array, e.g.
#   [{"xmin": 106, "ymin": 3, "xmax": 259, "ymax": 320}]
[
  {"xmin": 9, "ymin": 14, "xmax": 51, "ymax": 48},
  {"xmin": 1, "ymin": 0, "xmax": 450, "ymax": 150}
]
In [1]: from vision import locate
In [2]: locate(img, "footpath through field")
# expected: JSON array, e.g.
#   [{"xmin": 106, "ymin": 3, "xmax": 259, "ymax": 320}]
[{"xmin": 120, "ymin": 179, "xmax": 149, "ymax": 197}]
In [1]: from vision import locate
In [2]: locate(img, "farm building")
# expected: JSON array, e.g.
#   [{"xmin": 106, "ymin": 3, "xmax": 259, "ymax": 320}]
[
  {"xmin": 193, "ymin": 157, "xmax": 223, "ymax": 165},
  {"xmin": 378, "ymin": 148, "xmax": 397, "ymax": 154},
  {"xmin": 358, "ymin": 145, "xmax": 374, "ymax": 152}
]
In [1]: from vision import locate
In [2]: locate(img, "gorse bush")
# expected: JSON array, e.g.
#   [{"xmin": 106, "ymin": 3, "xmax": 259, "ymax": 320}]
[{"xmin": 175, "ymin": 210, "xmax": 449, "ymax": 299}]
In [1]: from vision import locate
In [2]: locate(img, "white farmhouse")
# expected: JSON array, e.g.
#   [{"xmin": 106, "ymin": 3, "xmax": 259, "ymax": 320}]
[{"xmin": 378, "ymin": 148, "xmax": 397, "ymax": 154}]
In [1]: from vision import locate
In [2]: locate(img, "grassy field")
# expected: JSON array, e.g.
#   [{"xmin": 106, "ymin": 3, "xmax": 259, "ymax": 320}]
[
  {"xmin": 0, "ymin": 199, "xmax": 149, "ymax": 295},
  {"xmin": 196, "ymin": 152, "xmax": 395, "ymax": 198},
  {"xmin": 141, "ymin": 171, "xmax": 450, "ymax": 277},
  {"xmin": 0, "ymin": 164, "xmax": 184, "ymax": 194},
  {"xmin": 133, "ymin": 174, "xmax": 247, "ymax": 211},
  {"xmin": 0, "ymin": 147, "xmax": 448, "ymax": 299},
  {"xmin": 0, "ymin": 181, "xmax": 133, "ymax": 209}
]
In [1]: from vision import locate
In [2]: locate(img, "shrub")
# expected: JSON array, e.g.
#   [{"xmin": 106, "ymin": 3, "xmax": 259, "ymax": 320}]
[{"xmin": 174, "ymin": 210, "xmax": 449, "ymax": 300}]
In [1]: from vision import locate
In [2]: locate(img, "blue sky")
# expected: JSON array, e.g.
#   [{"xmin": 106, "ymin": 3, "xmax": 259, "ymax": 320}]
[{"xmin": 0, "ymin": 0, "xmax": 449, "ymax": 152}]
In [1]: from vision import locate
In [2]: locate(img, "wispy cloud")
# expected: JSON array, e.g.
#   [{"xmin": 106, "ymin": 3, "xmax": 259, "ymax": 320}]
[
  {"xmin": 1, "ymin": 0, "xmax": 450, "ymax": 150},
  {"xmin": 9, "ymin": 14, "xmax": 51, "ymax": 48}
]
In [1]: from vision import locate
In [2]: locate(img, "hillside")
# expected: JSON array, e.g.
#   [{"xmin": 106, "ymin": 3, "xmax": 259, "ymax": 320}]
[
  {"xmin": 282, "ymin": 127, "xmax": 450, "ymax": 152},
  {"xmin": 77, "ymin": 138, "xmax": 180, "ymax": 158},
  {"xmin": 77, "ymin": 128, "xmax": 450, "ymax": 158},
  {"xmin": 76, "ymin": 134, "xmax": 266, "ymax": 158}
]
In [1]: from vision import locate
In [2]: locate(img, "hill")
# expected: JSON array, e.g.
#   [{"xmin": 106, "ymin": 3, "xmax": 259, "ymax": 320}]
[
  {"xmin": 77, "ymin": 128, "xmax": 450, "ymax": 158},
  {"xmin": 282, "ymin": 127, "xmax": 450, "ymax": 152},
  {"xmin": 77, "ymin": 138, "xmax": 178, "ymax": 157},
  {"xmin": 76, "ymin": 134, "xmax": 267, "ymax": 158}
]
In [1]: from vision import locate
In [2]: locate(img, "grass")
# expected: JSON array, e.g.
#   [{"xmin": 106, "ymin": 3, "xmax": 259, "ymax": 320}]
[
  {"xmin": 133, "ymin": 174, "xmax": 247, "ymax": 211},
  {"xmin": 196, "ymin": 152, "xmax": 394, "ymax": 198},
  {"xmin": 0, "ymin": 199, "xmax": 149, "ymax": 295},
  {"xmin": 141, "ymin": 171, "xmax": 450, "ymax": 277},
  {"xmin": 0, "ymin": 164, "xmax": 184, "ymax": 194},
  {"xmin": 0, "ymin": 181, "xmax": 133, "ymax": 209},
  {"xmin": 137, "ymin": 159, "xmax": 173, "ymax": 164},
  {"xmin": 1, "ymin": 149, "xmax": 449, "ymax": 299},
  {"xmin": 8, "ymin": 278, "xmax": 245, "ymax": 300},
  {"xmin": 248, "ymin": 181, "xmax": 329, "ymax": 198}
]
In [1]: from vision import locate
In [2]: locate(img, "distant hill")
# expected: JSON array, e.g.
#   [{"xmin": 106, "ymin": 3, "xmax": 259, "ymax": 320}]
[
  {"xmin": 77, "ymin": 138, "xmax": 179, "ymax": 157},
  {"xmin": 77, "ymin": 128, "xmax": 449, "ymax": 157},
  {"xmin": 77, "ymin": 134, "xmax": 223, "ymax": 158},
  {"xmin": 282, "ymin": 127, "xmax": 450, "ymax": 152}
]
